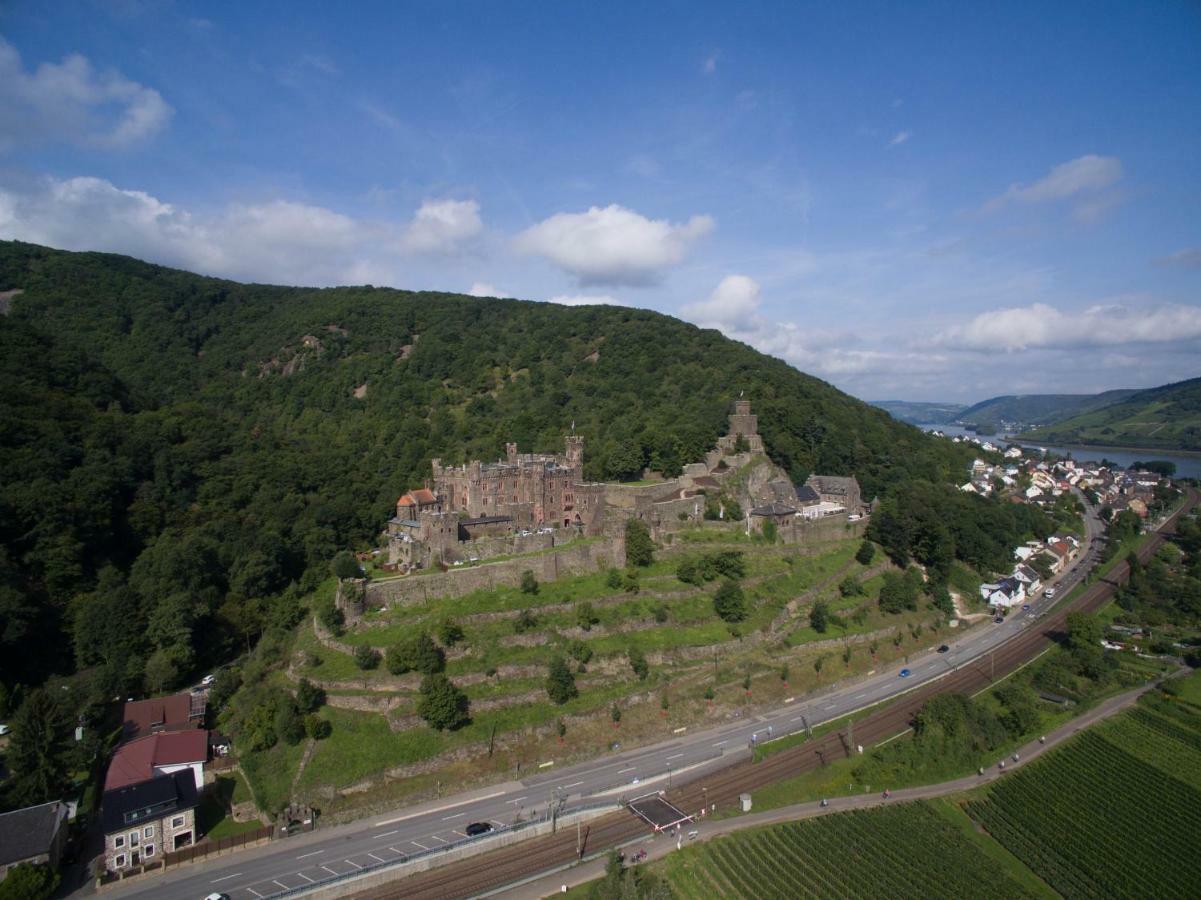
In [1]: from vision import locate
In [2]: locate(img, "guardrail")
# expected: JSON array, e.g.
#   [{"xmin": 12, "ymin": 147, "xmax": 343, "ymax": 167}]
[{"xmin": 259, "ymin": 798, "xmax": 619, "ymax": 899}]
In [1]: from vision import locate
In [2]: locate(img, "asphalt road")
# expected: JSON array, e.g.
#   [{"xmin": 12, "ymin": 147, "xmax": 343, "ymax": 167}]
[{"xmin": 99, "ymin": 498, "xmax": 1110, "ymax": 900}]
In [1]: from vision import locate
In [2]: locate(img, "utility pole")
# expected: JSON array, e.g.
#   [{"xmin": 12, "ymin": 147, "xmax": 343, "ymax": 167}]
[
  {"xmin": 802, "ymin": 714, "xmax": 812, "ymax": 738},
  {"xmin": 847, "ymin": 717, "xmax": 853, "ymax": 752},
  {"xmin": 577, "ymin": 818, "xmax": 582, "ymax": 858}
]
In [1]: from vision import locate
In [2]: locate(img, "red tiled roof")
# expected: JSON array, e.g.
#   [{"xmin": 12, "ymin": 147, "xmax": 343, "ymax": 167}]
[
  {"xmin": 104, "ymin": 730, "xmax": 208, "ymax": 791},
  {"xmin": 121, "ymin": 692, "xmax": 201, "ymax": 742},
  {"xmin": 1048, "ymin": 541, "xmax": 1071, "ymax": 558},
  {"xmin": 398, "ymin": 488, "xmax": 438, "ymax": 507}
]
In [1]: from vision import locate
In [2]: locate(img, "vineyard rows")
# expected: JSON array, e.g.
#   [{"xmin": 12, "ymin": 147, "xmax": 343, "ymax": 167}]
[
  {"xmin": 667, "ymin": 803, "xmax": 1034, "ymax": 899},
  {"xmin": 965, "ymin": 729, "xmax": 1201, "ymax": 898},
  {"xmin": 1098, "ymin": 709, "xmax": 1201, "ymax": 791}
]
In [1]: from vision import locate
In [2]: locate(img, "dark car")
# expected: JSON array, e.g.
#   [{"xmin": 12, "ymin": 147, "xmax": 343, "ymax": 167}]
[
  {"xmin": 937, "ymin": 644, "xmax": 949, "ymax": 653},
  {"xmin": 465, "ymin": 822, "xmax": 493, "ymax": 837}
]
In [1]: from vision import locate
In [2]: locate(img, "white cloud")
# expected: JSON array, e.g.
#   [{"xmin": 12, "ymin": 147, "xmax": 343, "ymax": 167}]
[
  {"xmin": 1156, "ymin": 247, "xmax": 1201, "ymax": 269},
  {"xmin": 889, "ymin": 131, "xmax": 911, "ymax": 146},
  {"xmin": 983, "ymin": 155, "xmax": 1122, "ymax": 213},
  {"xmin": 547, "ymin": 294, "xmax": 624, "ymax": 306},
  {"xmin": 0, "ymin": 36, "xmax": 172, "ymax": 149},
  {"xmin": 400, "ymin": 199, "xmax": 482, "ymax": 254},
  {"xmin": 467, "ymin": 282, "xmax": 512, "ymax": 298},
  {"xmin": 513, "ymin": 204, "xmax": 714, "ymax": 286},
  {"xmin": 934, "ymin": 301, "xmax": 1201, "ymax": 351},
  {"xmin": 683, "ymin": 274, "xmax": 762, "ymax": 330},
  {"xmin": 0, "ymin": 174, "xmax": 395, "ymax": 286}
]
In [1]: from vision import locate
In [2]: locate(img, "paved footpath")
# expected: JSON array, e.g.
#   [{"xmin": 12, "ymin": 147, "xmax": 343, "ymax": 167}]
[{"xmin": 498, "ymin": 672, "xmax": 1181, "ymax": 900}]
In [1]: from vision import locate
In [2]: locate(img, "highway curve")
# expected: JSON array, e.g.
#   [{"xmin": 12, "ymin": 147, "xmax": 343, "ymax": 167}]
[{"xmin": 357, "ymin": 489, "xmax": 1197, "ymax": 900}]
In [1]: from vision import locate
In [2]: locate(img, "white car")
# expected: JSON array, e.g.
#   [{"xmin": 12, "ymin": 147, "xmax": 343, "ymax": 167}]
[
  {"xmin": 0, "ymin": 724, "xmax": 10, "ymax": 736},
  {"xmin": 200, "ymin": 674, "xmax": 216, "ymax": 686}
]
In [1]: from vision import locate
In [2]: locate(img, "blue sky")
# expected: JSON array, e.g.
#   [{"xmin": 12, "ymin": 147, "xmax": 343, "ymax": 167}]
[{"xmin": 1, "ymin": 1, "xmax": 1199, "ymax": 401}]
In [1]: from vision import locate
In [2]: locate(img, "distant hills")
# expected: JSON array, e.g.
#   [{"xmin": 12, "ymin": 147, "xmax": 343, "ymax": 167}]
[
  {"xmin": 1020, "ymin": 377, "xmax": 1201, "ymax": 452},
  {"xmin": 870, "ymin": 400, "xmax": 966, "ymax": 425},
  {"xmin": 955, "ymin": 391, "xmax": 1140, "ymax": 431}
]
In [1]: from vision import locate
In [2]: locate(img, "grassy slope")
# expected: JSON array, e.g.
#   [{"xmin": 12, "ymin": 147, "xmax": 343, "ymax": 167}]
[{"xmin": 1021, "ymin": 376, "xmax": 1201, "ymax": 451}]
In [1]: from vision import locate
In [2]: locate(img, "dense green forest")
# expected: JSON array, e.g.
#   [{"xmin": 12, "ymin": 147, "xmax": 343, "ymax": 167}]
[
  {"xmin": 956, "ymin": 389, "xmax": 1139, "ymax": 430},
  {"xmin": 0, "ymin": 241, "xmax": 986, "ymax": 808}
]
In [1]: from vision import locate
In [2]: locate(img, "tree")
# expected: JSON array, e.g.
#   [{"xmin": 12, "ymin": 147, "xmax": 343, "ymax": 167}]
[
  {"xmin": 417, "ymin": 674, "xmax": 470, "ymax": 730},
  {"xmin": 331, "ymin": 551, "xmax": 362, "ymax": 580},
  {"xmin": 0, "ymin": 863, "xmax": 59, "ymax": 900},
  {"xmin": 5, "ymin": 690, "xmax": 72, "ymax": 805},
  {"xmin": 838, "ymin": 576, "xmax": 862, "ymax": 597},
  {"xmin": 295, "ymin": 677, "xmax": 325, "ymax": 713},
  {"xmin": 143, "ymin": 646, "xmax": 181, "ymax": 694},
  {"xmin": 814, "ymin": 655, "xmax": 826, "ymax": 680},
  {"xmin": 556, "ymin": 718, "xmax": 567, "ymax": 742},
  {"xmin": 606, "ymin": 567, "xmax": 623, "ymax": 589},
  {"xmin": 761, "ymin": 519, "xmax": 778, "ymax": 544},
  {"xmin": 625, "ymin": 519, "xmax": 655, "ymax": 568},
  {"xmin": 652, "ymin": 601, "xmax": 668, "ymax": 623},
  {"xmin": 436, "ymin": 618, "xmax": 464, "ymax": 647},
  {"xmin": 520, "ymin": 570, "xmax": 539, "ymax": 595},
  {"xmin": 353, "ymin": 645, "xmax": 381, "ymax": 670},
  {"xmin": 386, "ymin": 633, "xmax": 445, "ymax": 675},
  {"xmin": 810, "ymin": 601, "xmax": 831, "ymax": 633},
  {"xmin": 879, "ymin": 568, "xmax": 922, "ymax": 614},
  {"xmin": 779, "ymin": 663, "xmax": 789, "ymax": 684},
  {"xmin": 317, "ymin": 602, "xmax": 345, "ymax": 635},
  {"xmin": 514, "ymin": 609, "xmax": 538, "ymax": 633},
  {"xmin": 713, "ymin": 580, "xmax": 747, "ymax": 622},
  {"xmin": 610, "ymin": 704, "xmax": 622, "ymax": 727},
  {"xmin": 628, "ymin": 647, "xmax": 649, "ymax": 680},
  {"xmin": 274, "ymin": 698, "xmax": 305, "ymax": 745},
  {"xmin": 546, "ymin": 655, "xmax": 578, "ymax": 705},
  {"xmin": 568, "ymin": 639, "xmax": 593, "ymax": 663}
]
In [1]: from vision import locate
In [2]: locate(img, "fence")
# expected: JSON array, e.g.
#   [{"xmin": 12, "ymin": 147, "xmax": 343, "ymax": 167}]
[{"xmin": 162, "ymin": 824, "xmax": 274, "ymax": 867}]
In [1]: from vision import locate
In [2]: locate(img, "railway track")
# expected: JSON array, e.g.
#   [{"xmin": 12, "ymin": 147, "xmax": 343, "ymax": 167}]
[{"xmin": 357, "ymin": 490, "xmax": 1197, "ymax": 900}]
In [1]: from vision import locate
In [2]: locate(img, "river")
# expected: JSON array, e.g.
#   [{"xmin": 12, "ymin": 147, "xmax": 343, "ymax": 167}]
[{"xmin": 922, "ymin": 425, "xmax": 1201, "ymax": 479}]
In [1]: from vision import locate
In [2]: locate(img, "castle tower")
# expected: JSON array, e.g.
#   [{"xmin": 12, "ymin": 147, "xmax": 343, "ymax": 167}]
[
  {"xmin": 506, "ymin": 442, "xmax": 518, "ymax": 464},
  {"xmin": 728, "ymin": 400, "xmax": 758, "ymax": 437},
  {"xmin": 565, "ymin": 434, "xmax": 584, "ymax": 472}
]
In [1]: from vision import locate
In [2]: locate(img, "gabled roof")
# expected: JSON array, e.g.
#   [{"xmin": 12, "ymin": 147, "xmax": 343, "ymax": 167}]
[
  {"xmin": 105, "ymin": 729, "xmax": 208, "ymax": 791},
  {"xmin": 750, "ymin": 502, "xmax": 797, "ymax": 516},
  {"xmin": 0, "ymin": 801, "xmax": 67, "ymax": 867},
  {"xmin": 101, "ymin": 771, "xmax": 198, "ymax": 835},
  {"xmin": 121, "ymin": 692, "xmax": 204, "ymax": 742},
  {"xmin": 398, "ymin": 488, "xmax": 438, "ymax": 507},
  {"xmin": 795, "ymin": 485, "xmax": 821, "ymax": 504}
]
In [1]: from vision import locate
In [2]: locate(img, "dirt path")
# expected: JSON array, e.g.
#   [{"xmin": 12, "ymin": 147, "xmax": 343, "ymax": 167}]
[{"xmin": 500, "ymin": 672, "xmax": 1181, "ymax": 899}]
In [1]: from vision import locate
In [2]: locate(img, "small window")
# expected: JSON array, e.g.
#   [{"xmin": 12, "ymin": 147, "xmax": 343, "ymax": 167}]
[
  {"xmin": 144, "ymin": 844, "xmax": 154, "ymax": 858},
  {"xmin": 114, "ymin": 836, "xmax": 125, "ymax": 849},
  {"xmin": 129, "ymin": 831, "xmax": 139, "ymax": 846},
  {"xmin": 171, "ymin": 816, "xmax": 184, "ymax": 829},
  {"xmin": 144, "ymin": 826, "xmax": 154, "ymax": 838},
  {"xmin": 114, "ymin": 854, "xmax": 126, "ymax": 868}
]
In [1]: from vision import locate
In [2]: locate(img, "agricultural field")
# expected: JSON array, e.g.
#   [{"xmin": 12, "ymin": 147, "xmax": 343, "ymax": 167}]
[
  {"xmin": 964, "ymin": 684, "xmax": 1201, "ymax": 899},
  {"xmin": 660, "ymin": 802, "xmax": 1037, "ymax": 899}
]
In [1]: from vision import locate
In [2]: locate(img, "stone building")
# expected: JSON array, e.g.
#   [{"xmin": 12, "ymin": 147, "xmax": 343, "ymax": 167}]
[
  {"xmin": 715, "ymin": 399, "xmax": 765, "ymax": 455},
  {"xmin": 101, "ymin": 770, "xmax": 198, "ymax": 871},
  {"xmin": 0, "ymin": 801, "xmax": 69, "ymax": 882},
  {"xmin": 804, "ymin": 474, "xmax": 864, "ymax": 514}
]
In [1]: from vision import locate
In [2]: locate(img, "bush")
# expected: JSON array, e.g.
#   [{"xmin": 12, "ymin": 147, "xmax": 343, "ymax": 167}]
[
  {"xmin": 839, "ymin": 576, "xmax": 863, "ymax": 597},
  {"xmin": 652, "ymin": 602, "xmax": 669, "ymax": 623},
  {"xmin": 435, "ymin": 618, "xmax": 465, "ymax": 647},
  {"xmin": 353, "ymin": 645, "xmax": 381, "ymax": 670},
  {"xmin": 0, "ymin": 863, "xmax": 59, "ymax": 900},
  {"xmin": 274, "ymin": 698, "xmax": 305, "ymax": 745},
  {"xmin": 567, "ymin": 639, "xmax": 593, "ymax": 663},
  {"xmin": 628, "ymin": 647, "xmax": 649, "ymax": 680},
  {"xmin": 317, "ymin": 602, "xmax": 345, "ymax": 635},
  {"xmin": 546, "ymin": 655, "xmax": 578, "ymax": 705},
  {"xmin": 417, "ymin": 674, "xmax": 470, "ymax": 730},
  {"xmin": 856, "ymin": 540, "xmax": 876, "ymax": 566},
  {"xmin": 521, "ymin": 570, "xmax": 539, "ymax": 595},
  {"xmin": 810, "ymin": 601, "xmax": 831, "ymax": 634},
  {"xmin": 514, "ymin": 609, "xmax": 538, "ymax": 633},
  {"xmin": 576, "ymin": 601, "xmax": 599, "ymax": 631},
  {"xmin": 208, "ymin": 667, "xmax": 242, "ymax": 711},
  {"xmin": 606, "ymin": 568, "xmax": 623, "ymax": 589},
  {"xmin": 713, "ymin": 580, "xmax": 747, "ymax": 623},
  {"xmin": 386, "ymin": 633, "xmax": 445, "ymax": 675},
  {"xmin": 303, "ymin": 714, "xmax": 332, "ymax": 740},
  {"xmin": 623, "ymin": 569, "xmax": 641, "ymax": 594},
  {"xmin": 879, "ymin": 568, "xmax": 923, "ymax": 614}
]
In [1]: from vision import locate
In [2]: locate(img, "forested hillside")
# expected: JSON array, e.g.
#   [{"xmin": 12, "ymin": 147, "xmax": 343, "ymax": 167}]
[
  {"xmin": 0, "ymin": 241, "xmax": 973, "ymax": 709},
  {"xmin": 1021, "ymin": 376, "xmax": 1201, "ymax": 451},
  {"xmin": 956, "ymin": 390, "xmax": 1138, "ymax": 430}
]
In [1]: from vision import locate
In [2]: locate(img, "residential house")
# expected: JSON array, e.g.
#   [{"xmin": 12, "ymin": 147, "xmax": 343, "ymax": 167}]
[
  {"xmin": 748, "ymin": 502, "xmax": 797, "ymax": 532},
  {"xmin": 1012, "ymin": 564, "xmax": 1042, "ymax": 595},
  {"xmin": 104, "ymin": 730, "xmax": 208, "ymax": 793},
  {"xmin": 101, "ymin": 771, "xmax": 199, "ymax": 871},
  {"xmin": 121, "ymin": 691, "xmax": 206, "ymax": 743},
  {"xmin": 0, "ymin": 801, "xmax": 69, "ymax": 882},
  {"xmin": 1045, "ymin": 540, "xmax": 1072, "ymax": 573},
  {"xmin": 980, "ymin": 577, "xmax": 1026, "ymax": 610}
]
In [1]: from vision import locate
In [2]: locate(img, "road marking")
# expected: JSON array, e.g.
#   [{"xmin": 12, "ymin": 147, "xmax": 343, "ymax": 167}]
[
  {"xmin": 855, "ymin": 693, "xmax": 867, "ymax": 699},
  {"xmin": 563, "ymin": 781, "xmax": 584, "ymax": 788},
  {"xmin": 346, "ymin": 859, "xmax": 362, "ymax": 869},
  {"xmin": 442, "ymin": 812, "xmax": 465, "ymax": 820},
  {"xmin": 211, "ymin": 873, "xmax": 242, "ymax": 883},
  {"xmin": 369, "ymin": 852, "xmax": 386, "ymax": 862},
  {"xmin": 508, "ymin": 796, "xmax": 527, "ymax": 804},
  {"xmin": 321, "ymin": 865, "xmax": 339, "ymax": 874},
  {"xmin": 452, "ymin": 830, "xmax": 466, "ymax": 837},
  {"xmin": 274, "ymin": 880, "xmax": 289, "ymax": 890},
  {"xmin": 298, "ymin": 873, "xmax": 314, "ymax": 882},
  {"xmin": 373, "ymin": 790, "xmax": 507, "ymax": 827},
  {"xmin": 373, "ymin": 829, "xmax": 399, "ymax": 839},
  {"xmin": 712, "ymin": 740, "xmax": 726, "ymax": 747},
  {"xmin": 824, "ymin": 704, "xmax": 837, "ymax": 710},
  {"xmin": 791, "ymin": 716, "xmax": 804, "ymax": 722},
  {"xmin": 389, "ymin": 846, "xmax": 404, "ymax": 855},
  {"xmin": 666, "ymin": 753, "xmax": 684, "ymax": 760},
  {"xmin": 247, "ymin": 890, "xmax": 263, "ymax": 899},
  {"xmin": 296, "ymin": 849, "xmax": 324, "ymax": 859},
  {"xmin": 429, "ymin": 834, "xmax": 448, "ymax": 844},
  {"xmin": 618, "ymin": 766, "xmax": 636, "ymax": 773},
  {"xmin": 539, "ymin": 760, "xmax": 555, "ymax": 768}
]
